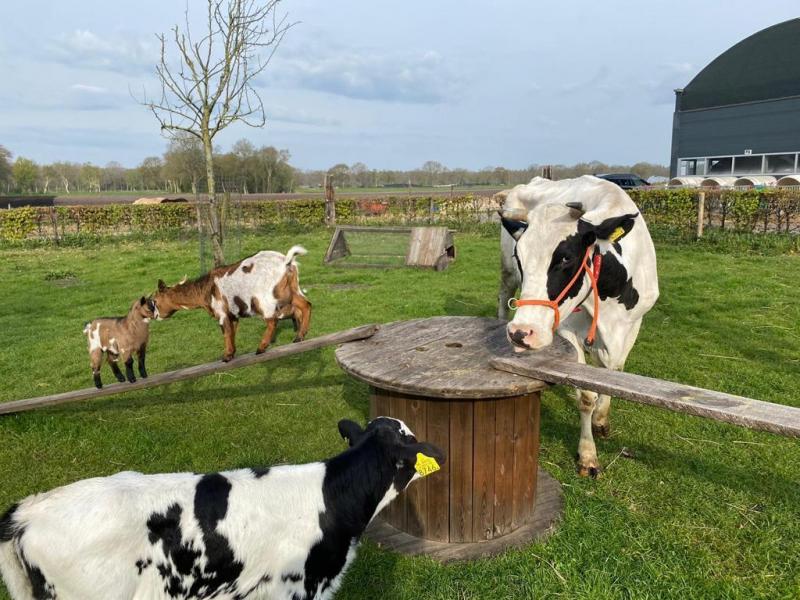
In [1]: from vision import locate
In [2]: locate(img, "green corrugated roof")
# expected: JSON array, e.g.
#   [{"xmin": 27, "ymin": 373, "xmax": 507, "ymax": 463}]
[{"xmin": 680, "ymin": 18, "xmax": 800, "ymax": 111}]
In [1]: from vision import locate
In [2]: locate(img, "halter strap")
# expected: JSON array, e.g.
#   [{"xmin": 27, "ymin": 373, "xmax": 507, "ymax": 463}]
[{"xmin": 508, "ymin": 246, "xmax": 602, "ymax": 345}]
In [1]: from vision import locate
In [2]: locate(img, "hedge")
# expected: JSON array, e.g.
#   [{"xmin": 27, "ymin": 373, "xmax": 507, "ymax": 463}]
[{"xmin": 1, "ymin": 189, "xmax": 799, "ymax": 244}]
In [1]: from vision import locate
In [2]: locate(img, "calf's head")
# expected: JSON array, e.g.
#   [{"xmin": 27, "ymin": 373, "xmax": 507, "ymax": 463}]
[
  {"xmin": 130, "ymin": 296, "xmax": 156, "ymax": 322},
  {"xmin": 506, "ymin": 202, "xmax": 637, "ymax": 351},
  {"xmin": 338, "ymin": 417, "xmax": 446, "ymax": 491},
  {"xmin": 152, "ymin": 278, "xmax": 185, "ymax": 320}
]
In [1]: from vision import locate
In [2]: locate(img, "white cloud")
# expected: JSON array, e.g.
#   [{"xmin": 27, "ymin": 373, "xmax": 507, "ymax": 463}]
[
  {"xmin": 266, "ymin": 106, "xmax": 340, "ymax": 127},
  {"xmin": 270, "ymin": 46, "xmax": 460, "ymax": 104},
  {"xmin": 45, "ymin": 29, "xmax": 157, "ymax": 75}
]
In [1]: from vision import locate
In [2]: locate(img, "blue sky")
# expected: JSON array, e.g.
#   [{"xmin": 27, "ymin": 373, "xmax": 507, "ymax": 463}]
[{"xmin": 0, "ymin": 1, "xmax": 798, "ymax": 170}]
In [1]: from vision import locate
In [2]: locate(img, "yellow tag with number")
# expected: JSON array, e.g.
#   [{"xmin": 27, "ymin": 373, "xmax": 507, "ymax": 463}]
[
  {"xmin": 608, "ymin": 226, "xmax": 625, "ymax": 242},
  {"xmin": 415, "ymin": 453, "xmax": 440, "ymax": 477}
]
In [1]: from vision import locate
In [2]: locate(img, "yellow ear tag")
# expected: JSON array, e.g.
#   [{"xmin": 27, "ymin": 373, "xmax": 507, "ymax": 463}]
[
  {"xmin": 415, "ymin": 453, "xmax": 440, "ymax": 477},
  {"xmin": 608, "ymin": 226, "xmax": 625, "ymax": 243}
]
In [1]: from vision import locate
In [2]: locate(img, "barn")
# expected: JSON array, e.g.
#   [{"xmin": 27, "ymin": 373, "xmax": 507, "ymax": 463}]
[{"xmin": 669, "ymin": 18, "xmax": 800, "ymax": 181}]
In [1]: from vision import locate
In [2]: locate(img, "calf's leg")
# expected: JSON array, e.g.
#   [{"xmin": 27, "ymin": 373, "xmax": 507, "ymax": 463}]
[
  {"xmin": 137, "ymin": 344, "xmax": 148, "ymax": 378},
  {"xmin": 106, "ymin": 354, "xmax": 126, "ymax": 383},
  {"xmin": 90, "ymin": 349, "xmax": 104, "ymax": 388}
]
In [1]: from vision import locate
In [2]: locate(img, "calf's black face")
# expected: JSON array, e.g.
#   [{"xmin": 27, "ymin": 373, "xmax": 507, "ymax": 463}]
[{"xmin": 338, "ymin": 417, "xmax": 446, "ymax": 490}]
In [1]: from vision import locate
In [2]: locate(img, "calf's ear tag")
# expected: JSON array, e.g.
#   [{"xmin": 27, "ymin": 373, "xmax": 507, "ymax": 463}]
[
  {"xmin": 415, "ymin": 453, "xmax": 440, "ymax": 477},
  {"xmin": 608, "ymin": 226, "xmax": 625, "ymax": 243}
]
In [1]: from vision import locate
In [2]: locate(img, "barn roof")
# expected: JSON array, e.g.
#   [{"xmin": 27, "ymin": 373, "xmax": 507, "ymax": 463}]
[{"xmin": 679, "ymin": 18, "xmax": 800, "ymax": 111}]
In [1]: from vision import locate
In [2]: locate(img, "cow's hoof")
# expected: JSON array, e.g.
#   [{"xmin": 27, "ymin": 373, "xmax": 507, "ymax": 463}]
[
  {"xmin": 576, "ymin": 462, "xmax": 602, "ymax": 479},
  {"xmin": 592, "ymin": 423, "xmax": 611, "ymax": 438}
]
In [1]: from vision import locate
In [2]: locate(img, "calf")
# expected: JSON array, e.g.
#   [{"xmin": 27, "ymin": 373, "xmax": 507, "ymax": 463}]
[
  {"xmin": 83, "ymin": 296, "xmax": 155, "ymax": 388},
  {"xmin": 0, "ymin": 417, "xmax": 445, "ymax": 600},
  {"xmin": 153, "ymin": 246, "xmax": 311, "ymax": 361}
]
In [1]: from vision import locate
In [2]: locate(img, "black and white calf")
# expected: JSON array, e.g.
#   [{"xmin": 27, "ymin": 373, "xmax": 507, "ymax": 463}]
[
  {"xmin": 498, "ymin": 176, "xmax": 659, "ymax": 477},
  {"xmin": 0, "ymin": 418, "xmax": 445, "ymax": 600}
]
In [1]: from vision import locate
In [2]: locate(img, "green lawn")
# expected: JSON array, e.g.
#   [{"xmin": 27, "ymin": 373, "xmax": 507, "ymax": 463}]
[{"xmin": 0, "ymin": 230, "xmax": 799, "ymax": 599}]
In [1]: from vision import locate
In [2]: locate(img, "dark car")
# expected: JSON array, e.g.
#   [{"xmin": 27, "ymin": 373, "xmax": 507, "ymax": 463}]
[{"xmin": 594, "ymin": 173, "xmax": 650, "ymax": 190}]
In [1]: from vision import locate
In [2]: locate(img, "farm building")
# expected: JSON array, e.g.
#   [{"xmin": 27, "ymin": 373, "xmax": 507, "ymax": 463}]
[{"xmin": 670, "ymin": 18, "xmax": 800, "ymax": 183}]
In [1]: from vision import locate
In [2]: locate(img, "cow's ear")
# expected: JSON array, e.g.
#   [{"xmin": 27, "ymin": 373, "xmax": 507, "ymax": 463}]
[
  {"xmin": 579, "ymin": 213, "xmax": 638, "ymax": 243},
  {"xmin": 338, "ymin": 419, "xmax": 364, "ymax": 447},
  {"xmin": 157, "ymin": 279, "xmax": 167, "ymax": 292},
  {"xmin": 500, "ymin": 216, "xmax": 528, "ymax": 241}
]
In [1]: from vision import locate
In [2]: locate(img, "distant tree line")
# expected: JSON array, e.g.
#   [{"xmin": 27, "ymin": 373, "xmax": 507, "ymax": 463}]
[{"xmin": 0, "ymin": 141, "xmax": 668, "ymax": 195}]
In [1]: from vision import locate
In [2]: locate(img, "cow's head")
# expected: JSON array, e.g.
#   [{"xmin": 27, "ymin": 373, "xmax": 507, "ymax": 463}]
[
  {"xmin": 338, "ymin": 417, "xmax": 446, "ymax": 489},
  {"xmin": 506, "ymin": 202, "xmax": 638, "ymax": 351}
]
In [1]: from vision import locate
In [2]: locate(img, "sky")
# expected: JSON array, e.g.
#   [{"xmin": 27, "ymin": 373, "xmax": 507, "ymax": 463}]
[{"xmin": 0, "ymin": 1, "xmax": 798, "ymax": 171}]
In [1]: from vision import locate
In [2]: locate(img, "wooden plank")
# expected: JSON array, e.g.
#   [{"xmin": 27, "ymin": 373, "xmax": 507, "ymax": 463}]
[
  {"xmin": 406, "ymin": 227, "xmax": 448, "ymax": 267},
  {"xmin": 424, "ymin": 399, "xmax": 450, "ymax": 542},
  {"xmin": 404, "ymin": 396, "xmax": 428, "ymax": 537},
  {"xmin": 323, "ymin": 227, "xmax": 350, "ymax": 263},
  {"xmin": 472, "ymin": 399, "xmax": 495, "ymax": 541},
  {"xmin": 493, "ymin": 396, "xmax": 515, "ymax": 537},
  {"xmin": 511, "ymin": 393, "xmax": 537, "ymax": 529},
  {"xmin": 334, "ymin": 225, "xmax": 413, "ymax": 234},
  {"xmin": 0, "ymin": 325, "xmax": 381, "ymax": 416},
  {"xmin": 449, "ymin": 399, "xmax": 473, "ymax": 542},
  {"xmin": 490, "ymin": 356, "xmax": 800, "ymax": 438}
]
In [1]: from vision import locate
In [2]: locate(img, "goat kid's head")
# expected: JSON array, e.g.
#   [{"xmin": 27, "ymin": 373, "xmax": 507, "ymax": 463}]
[
  {"xmin": 338, "ymin": 417, "xmax": 446, "ymax": 489},
  {"xmin": 152, "ymin": 277, "xmax": 186, "ymax": 320},
  {"xmin": 131, "ymin": 296, "xmax": 156, "ymax": 322}
]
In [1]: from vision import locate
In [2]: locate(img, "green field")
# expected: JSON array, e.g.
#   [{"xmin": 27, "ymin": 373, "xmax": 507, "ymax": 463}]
[{"xmin": 0, "ymin": 230, "xmax": 799, "ymax": 599}]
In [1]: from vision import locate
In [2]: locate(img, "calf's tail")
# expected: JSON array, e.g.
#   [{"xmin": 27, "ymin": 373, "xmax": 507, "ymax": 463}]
[{"xmin": 284, "ymin": 245, "xmax": 308, "ymax": 266}]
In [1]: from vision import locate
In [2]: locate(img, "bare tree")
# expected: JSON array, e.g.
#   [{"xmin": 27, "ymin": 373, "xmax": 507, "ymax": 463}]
[{"xmin": 140, "ymin": 0, "xmax": 292, "ymax": 265}]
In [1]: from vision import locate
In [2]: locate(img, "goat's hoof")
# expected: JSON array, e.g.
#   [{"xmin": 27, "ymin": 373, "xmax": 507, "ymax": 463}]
[
  {"xmin": 292, "ymin": 336, "xmax": 303, "ymax": 343},
  {"xmin": 115, "ymin": 373, "xmax": 126, "ymax": 383},
  {"xmin": 94, "ymin": 382, "xmax": 103, "ymax": 389},
  {"xmin": 592, "ymin": 423, "xmax": 611, "ymax": 438},
  {"xmin": 222, "ymin": 355, "xmax": 234, "ymax": 362},
  {"xmin": 255, "ymin": 348, "xmax": 266, "ymax": 355},
  {"xmin": 576, "ymin": 462, "xmax": 602, "ymax": 479},
  {"xmin": 127, "ymin": 377, "xmax": 136, "ymax": 383},
  {"xmin": 139, "ymin": 372, "xmax": 148, "ymax": 379}
]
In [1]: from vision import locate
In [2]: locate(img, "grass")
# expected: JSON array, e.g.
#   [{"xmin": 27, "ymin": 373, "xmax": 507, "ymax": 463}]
[{"xmin": 1, "ymin": 229, "xmax": 799, "ymax": 599}]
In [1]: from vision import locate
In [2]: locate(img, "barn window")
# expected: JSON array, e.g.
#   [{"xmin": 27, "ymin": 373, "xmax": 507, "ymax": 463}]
[
  {"xmin": 679, "ymin": 159, "xmax": 705, "ymax": 176},
  {"xmin": 707, "ymin": 157, "xmax": 733, "ymax": 174},
  {"xmin": 765, "ymin": 154, "xmax": 796, "ymax": 174},
  {"xmin": 733, "ymin": 155, "xmax": 763, "ymax": 174}
]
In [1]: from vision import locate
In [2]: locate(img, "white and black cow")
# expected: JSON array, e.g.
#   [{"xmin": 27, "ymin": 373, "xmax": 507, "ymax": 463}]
[
  {"xmin": 0, "ymin": 417, "xmax": 445, "ymax": 600},
  {"xmin": 498, "ymin": 176, "xmax": 659, "ymax": 477}
]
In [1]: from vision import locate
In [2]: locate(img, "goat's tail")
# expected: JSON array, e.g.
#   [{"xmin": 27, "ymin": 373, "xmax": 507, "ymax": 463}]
[
  {"xmin": 285, "ymin": 245, "xmax": 308, "ymax": 266},
  {"xmin": 0, "ymin": 505, "xmax": 32, "ymax": 599},
  {"xmin": 82, "ymin": 322, "xmax": 92, "ymax": 336}
]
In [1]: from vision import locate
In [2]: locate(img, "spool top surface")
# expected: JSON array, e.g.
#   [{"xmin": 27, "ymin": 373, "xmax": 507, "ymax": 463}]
[{"xmin": 335, "ymin": 316, "xmax": 577, "ymax": 399}]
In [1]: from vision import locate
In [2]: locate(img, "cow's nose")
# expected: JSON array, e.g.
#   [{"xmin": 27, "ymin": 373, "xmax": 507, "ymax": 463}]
[{"xmin": 507, "ymin": 324, "xmax": 536, "ymax": 351}]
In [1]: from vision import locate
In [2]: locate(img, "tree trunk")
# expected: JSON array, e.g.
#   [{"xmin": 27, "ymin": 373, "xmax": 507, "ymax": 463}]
[{"xmin": 202, "ymin": 132, "xmax": 225, "ymax": 266}]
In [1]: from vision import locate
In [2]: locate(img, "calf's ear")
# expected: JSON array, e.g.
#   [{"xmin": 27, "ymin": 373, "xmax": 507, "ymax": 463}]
[
  {"xmin": 397, "ymin": 441, "xmax": 446, "ymax": 467},
  {"xmin": 338, "ymin": 419, "xmax": 364, "ymax": 447},
  {"xmin": 157, "ymin": 279, "xmax": 167, "ymax": 292}
]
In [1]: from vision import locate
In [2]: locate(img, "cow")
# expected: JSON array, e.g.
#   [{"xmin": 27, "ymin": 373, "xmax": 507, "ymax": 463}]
[
  {"xmin": 498, "ymin": 176, "xmax": 659, "ymax": 477},
  {"xmin": 0, "ymin": 417, "xmax": 445, "ymax": 600}
]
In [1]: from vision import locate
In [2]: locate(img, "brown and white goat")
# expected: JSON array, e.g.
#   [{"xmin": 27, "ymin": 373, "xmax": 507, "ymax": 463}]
[
  {"xmin": 83, "ymin": 296, "xmax": 155, "ymax": 389},
  {"xmin": 153, "ymin": 246, "xmax": 311, "ymax": 361}
]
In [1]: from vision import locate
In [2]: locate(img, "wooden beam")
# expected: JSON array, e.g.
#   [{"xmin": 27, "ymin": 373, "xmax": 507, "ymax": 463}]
[
  {"xmin": 0, "ymin": 324, "xmax": 380, "ymax": 416},
  {"xmin": 490, "ymin": 355, "xmax": 800, "ymax": 438}
]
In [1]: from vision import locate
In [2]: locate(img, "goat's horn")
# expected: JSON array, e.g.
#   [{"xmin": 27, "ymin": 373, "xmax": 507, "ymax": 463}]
[{"xmin": 178, "ymin": 275, "xmax": 188, "ymax": 285}]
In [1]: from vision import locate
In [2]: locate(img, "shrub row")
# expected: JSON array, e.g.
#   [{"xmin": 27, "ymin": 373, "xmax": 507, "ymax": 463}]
[{"xmin": 1, "ymin": 189, "xmax": 799, "ymax": 243}]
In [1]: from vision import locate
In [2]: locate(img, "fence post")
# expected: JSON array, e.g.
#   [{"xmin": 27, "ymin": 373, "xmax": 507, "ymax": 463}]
[
  {"xmin": 324, "ymin": 174, "xmax": 336, "ymax": 226},
  {"xmin": 696, "ymin": 191, "xmax": 705, "ymax": 238}
]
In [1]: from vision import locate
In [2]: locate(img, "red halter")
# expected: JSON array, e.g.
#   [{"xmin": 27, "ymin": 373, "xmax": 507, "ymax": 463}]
[{"xmin": 508, "ymin": 246, "xmax": 602, "ymax": 345}]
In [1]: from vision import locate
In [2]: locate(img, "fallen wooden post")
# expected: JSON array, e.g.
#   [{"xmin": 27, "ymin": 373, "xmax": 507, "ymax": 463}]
[
  {"xmin": 490, "ymin": 355, "xmax": 800, "ymax": 438},
  {"xmin": 0, "ymin": 324, "xmax": 380, "ymax": 416}
]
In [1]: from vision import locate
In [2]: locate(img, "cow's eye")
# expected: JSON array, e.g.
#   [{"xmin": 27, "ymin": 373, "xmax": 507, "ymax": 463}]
[{"xmin": 561, "ymin": 256, "xmax": 571, "ymax": 264}]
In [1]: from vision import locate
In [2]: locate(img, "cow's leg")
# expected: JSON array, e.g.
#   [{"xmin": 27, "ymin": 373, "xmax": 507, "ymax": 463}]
[
  {"xmin": 106, "ymin": 353, "xmax": 126, "ymax": 383},
  {"xmin": 257, "ymin": 318, "xmax": 278, "ymax": 354},
  {"xmin": 558, "ymin": 320, "xmax": 601, "ymax": 477},
  {"xmin": 220, "ymin": 315, "xmax": 236, "ymax": 361},
  {"xmin": 590, "ymin": 317, "xmax": 643, "ymax": 439}
]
